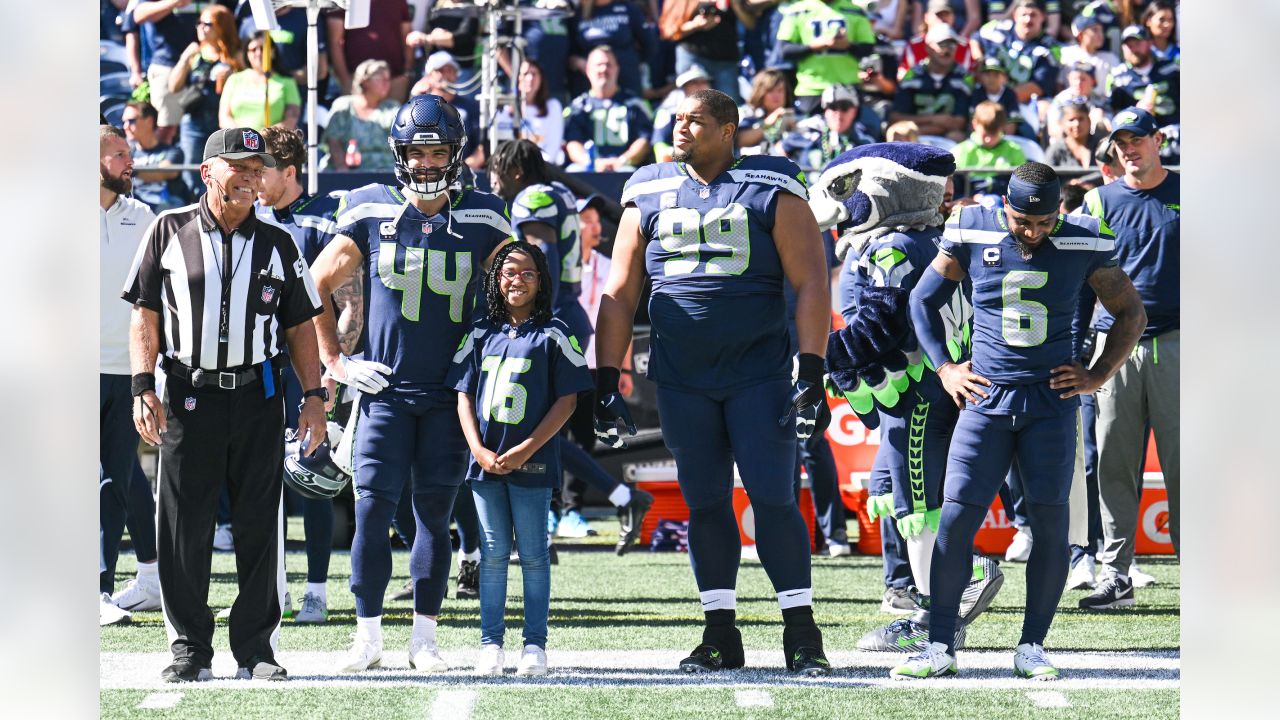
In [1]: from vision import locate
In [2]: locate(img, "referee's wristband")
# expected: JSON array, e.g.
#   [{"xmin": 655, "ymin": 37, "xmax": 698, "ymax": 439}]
[{"xmin": 131, "ymin": 373, "xmax": 156, "ymax": 397}]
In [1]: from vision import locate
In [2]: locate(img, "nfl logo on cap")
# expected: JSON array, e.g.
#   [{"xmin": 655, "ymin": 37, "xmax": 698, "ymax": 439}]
[{"xmin": 243, "ymin": 130, "xmax": 261, "ymax": 150}]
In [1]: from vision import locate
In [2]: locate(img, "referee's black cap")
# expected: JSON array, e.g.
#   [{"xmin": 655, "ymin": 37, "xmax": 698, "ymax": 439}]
[{"xmin": 203, "ymin": 128, "xmax": 277, "ymax": 167}]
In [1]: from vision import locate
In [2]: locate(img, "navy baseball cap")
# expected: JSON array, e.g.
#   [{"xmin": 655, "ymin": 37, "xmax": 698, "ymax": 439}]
[
  {"xmin": 203, "ymin": 127, "xmax": 276, "ymax": 167},
  {"xmin": 576, "ymin": 194, "xmax": 604, "ymax": 213},
  {"xmin": 1071, "ymin": 14, "xmax": 1100, "ymax": 34},
  {"xmin": 1108, "ymin": 107, "xmax": 1159, "ymax": 141},
  {"xmin": 1121, "ymin": 24, "xmax": 1150, "ymax": 42}
]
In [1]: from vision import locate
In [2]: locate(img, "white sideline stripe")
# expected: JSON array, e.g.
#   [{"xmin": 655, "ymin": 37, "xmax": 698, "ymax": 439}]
[
  {"xmin": 1026, "ymin": 690, "xmax": 1071, "ymax": 708},
  {"xmin": 735, "ymin": 690, "xmax": 774, "ymax": 707},
  {"xmin": 428, "ymin": 690, "xmax": 475, "ymax": 720},
  {"xmin": 137, "ymin": 692, "xmax": 183, "ymax": 709}
]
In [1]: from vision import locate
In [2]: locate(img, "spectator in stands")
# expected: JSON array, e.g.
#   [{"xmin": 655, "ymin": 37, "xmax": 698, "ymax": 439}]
[
  {"xmin": 775, "ymin": 0, "xmax": 877, "ymax": 114},
  {"xmin": 889, "ymin": 24, "xmax": 972, "ymax": 141},
  {"xmin": 410, "ymin": 52, "xmax": 484, "ymax": 169},
  {"xmin": 1046, "ymin": 61, "xmax": 1109, "ymax": 140},
  {"xmin": 574, "ymin": 0, "xmax": 653, "ymax": 98},
  {"xmin": 324, "ymin": 59, "xmax": 399, "ymax": 172},
  {"xmin": 1059, "ymin": 14, "xmax": 1119, "ymax": 88},
  {"xmin": 219, "ymin": 32, "xmax": 301, "ymax": 130},
  {"xmin": 736, "ymin": 68, "xmax": 798, "ymax": 156},
  {"xmin": 1060, "ymin": 178, "xmax": 1089, "ymax": 215},
  {"xmin": 981, "ymin": 0, "xmax": 1062, "ymax": 39},
  {"xmin": 652, "ymin": 66, "xmax": 712, "ymax": 162},
  {"xmin": 1077, "ymin": 0, "xmax": 1143, "ymax": 36},
  {"xmin": 1142, "ymin": 1, "xmax": 1178, "ymax": 63},
  {"xmin": 497, "ymin": 59, "xmax": 566, "ymax": 165},
  {"xmin": 123, "ymin": 0, "xmax": 199, "ymax": 144},
  {"xmin": 122, "ymin": 101, "xmax": 189, "ymax": 213},
  {"xmin": 898, "ymin": 0, "xmax": 975, "ymax": 80},
  {"xmin": 1107, "ymin": 25, "xmax": 1180, "ymax": 129},
  {"xmin": 1045, "ymin": 99, "xmax": 1103, "ymax": 167},
  {"xmin": 563, "ymin": 46, "xmax": 654, "ymax": 172},
  {"xmin": 884, "ymin": 119, "xmax": 919, "ymax": 142},
  {"xmin": 326, "ymin": 0, "xmax": 412, "ymax": 101},
  {"xmin": 782, "ymin": 84, "xmax": 875, "ymax": 172},
  {"xmin": 409, "ymin": 0, "xmax": 481, "ymax": 95},
  {"xmin": 667, "ymin": 0, "xmax": 755, "ymax": 103},
  {"xmin": 868, "ymin": 0, "xmax": 910, "ymax": 40},
  {"xmin": 950, "ymin": 100, "xmax": 1025, "ymax": 197},
  {"xmin": 910, "ymin": 0, "xmax": 983, "ymax": 39},
  {"xmin": 971, "ymin": 56, "xmax": 1033, "ymax": 140},
  {"xmin": 169, "ymin": 2, "xmax": 239, "ymax": 198},
  {"xmin": 976, "ymin": 0, "xmax": 1060, "ymax": 104},
  {"xmin": 497, "ymin": 8, "xmax": 573, "ymax": 102},
  {"xmin": 236, "ymin": 1, "xmax": 328, "ymax": 98}
]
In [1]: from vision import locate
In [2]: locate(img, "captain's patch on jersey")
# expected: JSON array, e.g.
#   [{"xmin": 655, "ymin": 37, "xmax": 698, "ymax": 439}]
[{"xmin": 982, "ymin": 247, "xmax": 1001, "ymax": 267}]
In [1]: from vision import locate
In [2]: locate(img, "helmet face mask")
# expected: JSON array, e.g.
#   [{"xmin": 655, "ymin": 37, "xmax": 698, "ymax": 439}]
[{"xmin": 389, "ymin": 94, "xmax": 467, "ymax": 199}]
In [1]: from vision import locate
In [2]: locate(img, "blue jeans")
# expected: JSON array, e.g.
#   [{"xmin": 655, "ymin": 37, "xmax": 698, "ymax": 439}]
[{"xmin": 472, "ymin": 481, "xmax": 552, "ymax": 649}]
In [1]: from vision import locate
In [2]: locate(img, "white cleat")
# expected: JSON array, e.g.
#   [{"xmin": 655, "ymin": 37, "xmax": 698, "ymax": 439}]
[
  {"xmin": 336, "ymin": 635, "xmax": 383, "ymax": 673},
  {"xmin": 1014, "ymin": 642, "xmax": 1061, "ymax": 680},
  {"xmin": 1004, "ymin": 526, "xmax": 1033, "ymax": 562},
  {"xmin": 827, "ymin": 541, "xmax": 852, "ymax": 557},
  {"xmin": 111, "ymin": 574, "xmax": 162, "ymax": 612},
  {"xmin": 409, "ymin": 639, "xmax": 449, "ymax": 672},
  {"xmin": 1129, "ymin": 563, "xmax": 1157, "ymax": 588},
  {"xmin": 890, "ymin": 641, "xmax": 957, "ymax": 680},
  {"xmin": 294, "ymin": 592, "xmax": 328, "ymax": 623},
  {"xmin": 474, "ymin": 644, "xmax": 505, "ymax": 675},
  {"xmin": 100, "ymin": 592, "xmax": 132, "ymax": 627},
  {"xmin": 1067, "ymin": 555, "xmax": 1097, "ymax": 590},
  {"xmin": 515, "ymin": 645, "xmax": 549, "ymax": 676}
]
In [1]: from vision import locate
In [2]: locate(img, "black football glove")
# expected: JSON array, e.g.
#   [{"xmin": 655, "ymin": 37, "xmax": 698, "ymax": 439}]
[
  {"xmin": 593, "ymin": 367, "xmax": 637, "ymax": 449},
  {"xmin": 779, "ymin": 353, "xmax": 827, "ymax": 440}
]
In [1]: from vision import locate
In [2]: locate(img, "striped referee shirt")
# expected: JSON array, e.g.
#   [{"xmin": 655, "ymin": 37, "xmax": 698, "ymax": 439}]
[{"xmin": 121, "ymin": 195, "xmax": 323, "ymax": 371}]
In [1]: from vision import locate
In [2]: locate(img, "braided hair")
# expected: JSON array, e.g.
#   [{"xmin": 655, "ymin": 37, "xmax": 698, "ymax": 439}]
[
  {"xmin": 483, "ymin": 241, "xmax": 554, "ymax": 326},
  {"xmin": 489, "ymin": 139, "xmax": 550, "ymax": 187}
]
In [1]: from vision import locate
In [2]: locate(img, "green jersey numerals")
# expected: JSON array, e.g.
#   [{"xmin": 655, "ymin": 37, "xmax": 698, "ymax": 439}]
[
  {"xmin": 480, "ymin": 356, "xmax": 531, "ymax": 425},
  {"xmin": 655, "ymin": 203, "xmax": 750, "ymax": 277},
  {"xmin": 377, "ymin": 242, "xmax": 472, "ymax": 322}
]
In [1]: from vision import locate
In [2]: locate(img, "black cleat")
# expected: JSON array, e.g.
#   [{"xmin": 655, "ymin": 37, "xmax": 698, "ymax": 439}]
[
  {"xmin": 616, "ymin": 488, "xmax": 654, "ymax": 556},
  {"xmin": 783, "ymin": 619, "xmax": 830, "ymax": 676},
  {"xmin": 786, "ymin": 646, "xmax": 832, "ymax": 676},
  {"xmin": 161, "ymin": 658, "xmax": 212, "ymax": 683},
  {"xmin": 237, "ymin": 658, "xmax": 288, "ymax": 681},
  {"xmin": 389, "ymin": 579, "xmax": 414, "ymax": 602},
  {"xmin": 455, "ymin": 560, "xmax": 479, "ymax": 600},
  {"xmin": 679, "ymin": 625, "xmax": 745, "ymax": 672}
]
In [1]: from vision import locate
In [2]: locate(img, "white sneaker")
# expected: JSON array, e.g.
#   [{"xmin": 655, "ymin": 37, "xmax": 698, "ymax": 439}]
[
  {"xmin": 890, "ymin": 641, "xmax": 957, "ymax": 680},
  {"xmin": 1066, "ymin": 555, "xmax": 1097, "ymax": 590},
  {"xmin": 336, "ymin": 635, "xmax": 383, "ymax": 673},
  {"xmin": 213, "ymin": 524, "xmax": 234, "ymax": 551},
  {"xmin": 1129, "ymin": 563, "xmax": 1157, "ymax": 588},
  {"xmin": 100, "ymin": 592, "xmax": 132, "ymax": 626},
  {"xmin": 515, "ymin": 645, "xmax": 548, "ymax": 676},
  {"xmin": 111, "ymin": 574, "xmax": 162, "ymax": 612},
  {"xmin": 409, "ymin": 638, "xmax": 449, "ymax": 672},
  {"xmin": 1014, "ymin": 642, "xmax": 1060, "ymax": 680},
  {"xmin": 294, "ymin": 592, "xmax": 328, "ymax": 623},
  {"xmin": 474, "ymin": 644, "xmax": 505, "ymax": 675},
  {"xmin": 827, "ymin": 541, "xmax": 852, "ymax": 557},
  {"xmin": 1004, "ymin": 527, "xmax": 1033, "ymax": 563}
]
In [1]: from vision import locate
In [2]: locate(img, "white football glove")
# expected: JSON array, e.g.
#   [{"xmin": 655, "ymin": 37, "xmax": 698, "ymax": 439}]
[{"xmin": 340, "ymin": 356, "xmax": 391, "ymax": 395}]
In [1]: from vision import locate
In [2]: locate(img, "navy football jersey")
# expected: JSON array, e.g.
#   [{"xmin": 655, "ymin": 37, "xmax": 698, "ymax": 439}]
[
  {"xmin": 334, "ymin": 184, "xmax": 512, "ymax": 395},
  {"xmin": 1107, "ymin": 60, "xmax": 1180, "ymax": 126},
  {"xmin": 621, "ymin": 156, "xmax": 808, "ymax": 392},
  {"xmin": 940, "ymin": 206, "xmax": 1116, "ymax": 414},
  {"xmin": 976, "ymin": 21, "xmax": 1061, "ymax": 95},
  {"xmin": 256, "ymin": 191, "xmax": 342, "ymax": 265},
  {"xmin": 571, "ymin": 1, "xmax": 650, "ymax": 95},
  {"xmin": 893, "ymin": 65, "xmax": 973, "ymax": 120},
  {"xmin": 563, "ymin": 90, "xmax": 654, "ymax": 159},
  {"xmin": 447, "ymin": 317, "xmax": 592, "ymax": 487},
  {"xmin": 510, "ymin": 182, "xmax": 593, "ymax": 344}
]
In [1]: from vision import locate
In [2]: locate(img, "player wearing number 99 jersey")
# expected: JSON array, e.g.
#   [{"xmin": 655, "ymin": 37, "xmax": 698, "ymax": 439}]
[
  {"xmin": 595, "ymin": 90, "xmax": 834, "ymax": 676},
  {"xmin": 309, "ymin": 95, "xmax": 512, "ymax": 674},
  {"xmin": 899, "ymin": 162, "xmax": 1145, "ymax": 681}
]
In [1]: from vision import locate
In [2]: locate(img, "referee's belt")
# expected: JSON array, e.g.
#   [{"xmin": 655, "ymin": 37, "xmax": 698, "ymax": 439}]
[{"xmin": 161, "ymin": 356, "xmax": 284, "ymax": 390}]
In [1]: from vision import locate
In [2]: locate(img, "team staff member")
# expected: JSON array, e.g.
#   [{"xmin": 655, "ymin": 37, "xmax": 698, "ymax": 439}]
[{"xmin": 124, "ymin": 127, "xmax": 327, "ymax": 683}]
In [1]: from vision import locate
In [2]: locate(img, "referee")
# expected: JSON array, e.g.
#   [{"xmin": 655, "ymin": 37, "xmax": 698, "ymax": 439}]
[{"xmin": 122, "ymin": 127, "xmax": 327, "ymax": 683}]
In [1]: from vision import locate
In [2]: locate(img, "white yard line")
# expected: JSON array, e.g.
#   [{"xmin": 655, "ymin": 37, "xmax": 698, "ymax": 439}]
[
  {"xmin": 1026, "ymin": 690, "xmax": 1072, "ymax": 708},
  {"xmin": 428, "ymin": 690, "xmax": 475, "ymax": 720},
  {"xmin": 735, "ymin": 690, "xmax": 775, "ymax": 707},
  {"xmin": 136, "ymin": 692, "xmax": 183, "ymax": 709}
]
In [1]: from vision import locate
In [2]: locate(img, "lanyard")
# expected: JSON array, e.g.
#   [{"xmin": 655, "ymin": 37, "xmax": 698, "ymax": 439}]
[{"xmin": 208, "ymin": 227, "xmax": 249, "ymax": 343}]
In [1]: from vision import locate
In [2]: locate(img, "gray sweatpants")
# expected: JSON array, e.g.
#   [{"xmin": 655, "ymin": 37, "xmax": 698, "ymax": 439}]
[{"xmin": 1093, "ymin": 329, "xmax": 1180, "ymax": 576}]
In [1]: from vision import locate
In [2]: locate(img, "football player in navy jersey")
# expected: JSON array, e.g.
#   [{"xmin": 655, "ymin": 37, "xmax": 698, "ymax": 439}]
[
  {"xmin": 594, "ymin": 89, "xmax": 833, "ymax": 675},
  {"xmin": 896, "ymin": 162, "xmax": 1146, "ymax": 681},
  {"xmin": 309, "ymin": 94, "xmax": 512, "ymax": 674}
]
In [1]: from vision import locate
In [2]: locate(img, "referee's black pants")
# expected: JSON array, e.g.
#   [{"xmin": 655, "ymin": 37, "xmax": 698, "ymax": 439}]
[{"xmin": 156, "ymin": 371, "xmax": 284, "ymax": 668}]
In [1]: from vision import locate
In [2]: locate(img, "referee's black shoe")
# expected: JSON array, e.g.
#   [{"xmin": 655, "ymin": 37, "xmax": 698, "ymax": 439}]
[
  {"xmin": 161, "ymin": 658, "xmax": 212, "ymax": 683},
  {"xmin": 236, "ymin": 658, "xmax": 288, "ymax": 681},
  {"xmin": 679, "ymin": 625, "xmax": 745, "ymax": 672}
]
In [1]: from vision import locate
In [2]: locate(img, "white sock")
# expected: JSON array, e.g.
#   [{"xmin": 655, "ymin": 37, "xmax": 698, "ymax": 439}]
[
  {"xmin": 413, "ymin": 614, "xmax": 438, "ymax": 644},
  {"xmin": 306, "ymin": 582, "xmax": 327, "ymax": 601},
  {"xmin": 906, "ymin": 526, "xmax": 938, "ymax": 596},
  {"xmin": 699, "ymin": 589, "xmax": 736, "ymax": 612},
  {"xmin": 607, "ymin": 484, "xmax": 633, "ymax": 507},
  {"xmin": 137, "ymin": 562, "xmax": 158, "ymax": 578},
  {"xmin": 356, "ymin": 615, "xmax": 382, "ymax": 644},
  {"xmin": 778, "ymin": 588, "xmax": 813, "ymax": 610}
]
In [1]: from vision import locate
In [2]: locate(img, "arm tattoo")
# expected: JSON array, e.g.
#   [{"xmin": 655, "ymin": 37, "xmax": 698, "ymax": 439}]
[
  {"xmin": 333, "ymin": 271, "xmax": 364, "ymax": 356},
  {"xmin": 1087, "ymin": 265, "xmax": 1131, "ymax": 303}
]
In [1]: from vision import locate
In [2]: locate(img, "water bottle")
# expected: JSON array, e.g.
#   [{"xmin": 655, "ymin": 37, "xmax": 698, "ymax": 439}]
[{"xmin": 345, "ymin": 139, "xmax": 362, "ymax": 169}]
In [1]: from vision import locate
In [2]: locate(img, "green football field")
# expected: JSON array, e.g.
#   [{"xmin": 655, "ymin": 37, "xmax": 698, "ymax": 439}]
[{"xmin": 100, "ymin": 517, "xmax": 1179, "ymax": 719}]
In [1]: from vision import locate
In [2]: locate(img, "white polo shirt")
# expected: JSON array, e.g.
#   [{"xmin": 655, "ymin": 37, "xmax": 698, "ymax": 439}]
[{"xmin": 102, "ymin": 195, "xmax": 156, "ymax": 375}]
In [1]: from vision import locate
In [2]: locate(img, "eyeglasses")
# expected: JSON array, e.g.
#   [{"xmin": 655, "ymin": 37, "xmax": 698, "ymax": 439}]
[{"xmin": 500, "ymin": 269, "xmax": 538, "ymax": 283}]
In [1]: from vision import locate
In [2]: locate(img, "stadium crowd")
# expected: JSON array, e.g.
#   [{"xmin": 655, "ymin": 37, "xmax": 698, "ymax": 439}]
[{"xmin": 99, "ymin": 0, "xmax": 1180, "ymax": 684}]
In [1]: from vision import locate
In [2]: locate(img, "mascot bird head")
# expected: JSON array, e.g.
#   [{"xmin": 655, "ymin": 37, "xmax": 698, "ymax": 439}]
[{"xmin": 808, "ymin": 142, "xmax": 956, "ymax": 259}]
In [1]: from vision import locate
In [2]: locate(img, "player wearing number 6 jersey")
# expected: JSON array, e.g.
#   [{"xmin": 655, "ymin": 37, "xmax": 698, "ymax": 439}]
[
  {"xmin": 895, "ymin": 162, "xmax": 1145, "ymax": 681},
  {"xmin": 594, "ymin": 89, "xmax": 834, "ymax": 675},
  {"xmin": 309, "ymin": 94, "xmax": 511, "ymax": 674}
]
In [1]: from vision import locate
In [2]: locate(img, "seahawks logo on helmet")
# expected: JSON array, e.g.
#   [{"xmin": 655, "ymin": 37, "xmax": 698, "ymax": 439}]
[
  {"xmin": 388, "ymin": 94, "xmax": 467, "ymax": 200},
  {"xmin": 283, "ymin": 424, "xmax": 351, "ymax": 500}
]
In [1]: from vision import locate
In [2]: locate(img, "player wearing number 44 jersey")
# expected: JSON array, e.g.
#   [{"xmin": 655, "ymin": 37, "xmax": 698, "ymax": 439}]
[
  {"xmin": 594, "ymin": 89, "xmax": 834, "ymax": 676},
  {"xmin": 309, "ymin": 95, "xmax": 512, "ymax": 674},
  {"xmin": 895, "ymin": 162, "xmax": 1146, "ymax": 681}
]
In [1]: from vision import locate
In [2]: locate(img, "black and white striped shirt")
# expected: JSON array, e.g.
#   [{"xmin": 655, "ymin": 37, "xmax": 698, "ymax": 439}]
[{"xmin": 122, "ymin": 196, "xmax": 323, "ymax": 371}]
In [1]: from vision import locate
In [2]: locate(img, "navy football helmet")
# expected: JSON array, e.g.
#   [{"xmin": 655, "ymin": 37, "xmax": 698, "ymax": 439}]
[
  {"xmin": 283, "ymin": 423, "xmax": 351, "ymax": 500},
  {"xmin": 388, "ymin": 94, "xmax": 467, "ymax": 199}
]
